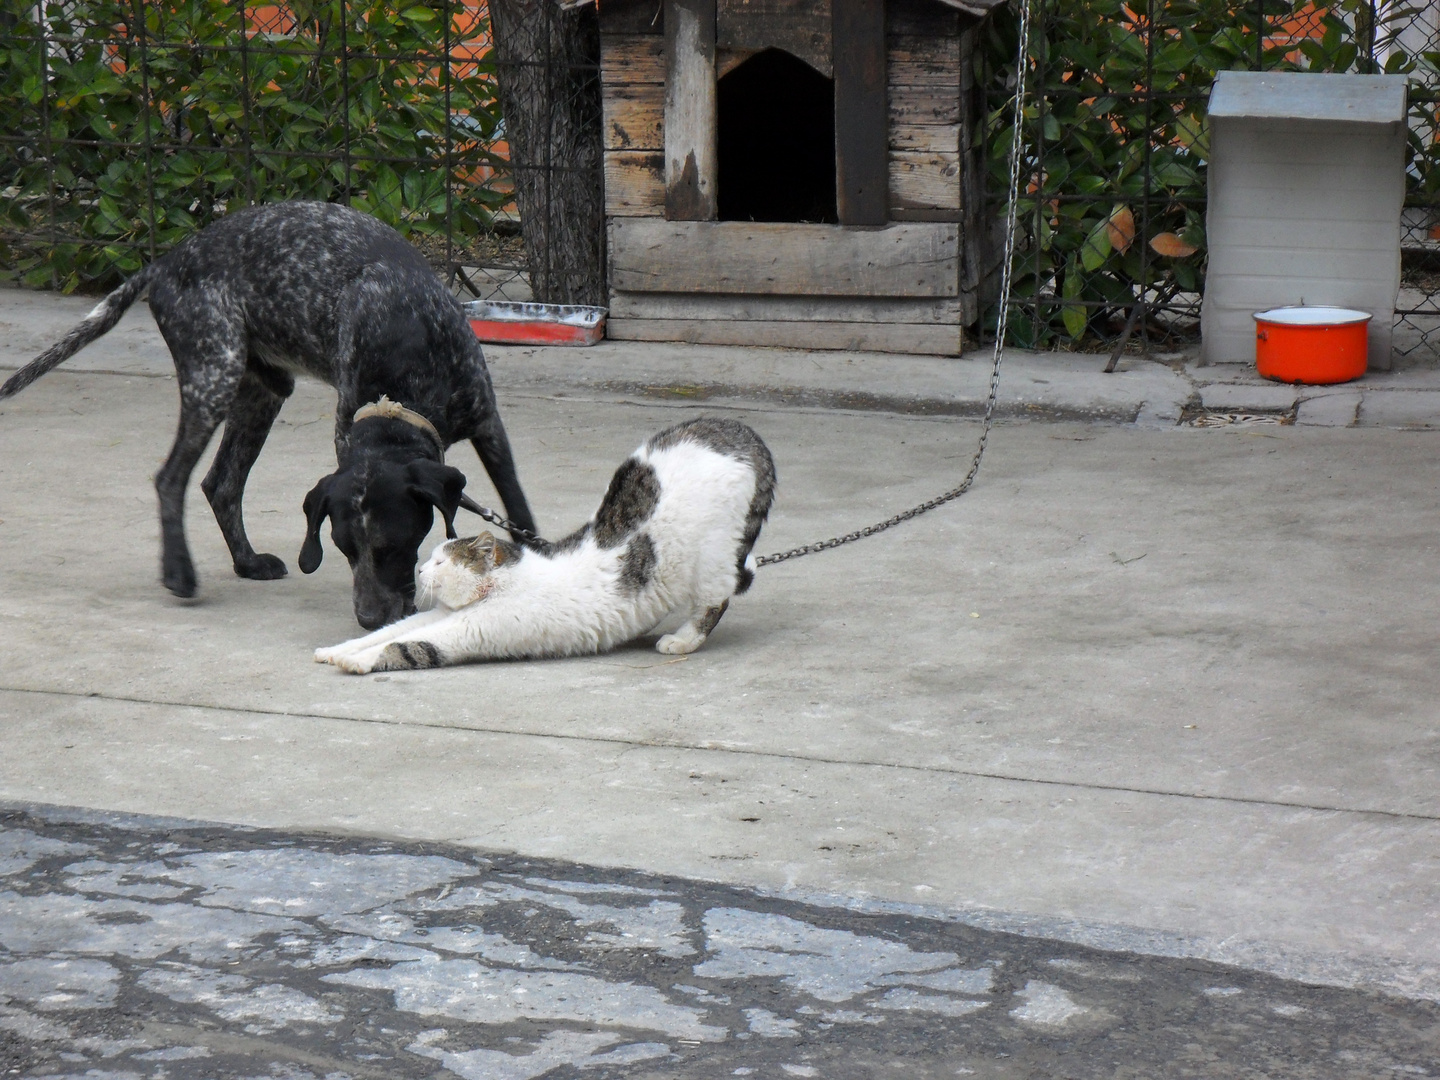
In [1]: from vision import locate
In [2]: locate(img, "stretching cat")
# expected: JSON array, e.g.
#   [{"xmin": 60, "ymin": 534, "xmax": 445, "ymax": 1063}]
[{"xmin": 314, "ymin": 417, "xmax": 776, "ymax": 674}]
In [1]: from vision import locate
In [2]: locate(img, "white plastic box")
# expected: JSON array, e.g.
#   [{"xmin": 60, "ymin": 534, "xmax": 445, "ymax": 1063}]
[{"xmin": 1200, "ymin": 71, "xmax": 1408, "ymax": 369}]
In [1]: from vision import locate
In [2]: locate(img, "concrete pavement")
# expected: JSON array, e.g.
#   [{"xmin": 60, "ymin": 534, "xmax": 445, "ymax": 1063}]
[{"xmin": 2, "ymin": 286, "xmax": 1440, "ymax": 1072}]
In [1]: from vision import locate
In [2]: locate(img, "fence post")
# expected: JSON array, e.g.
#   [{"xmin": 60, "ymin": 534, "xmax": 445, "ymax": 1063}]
[
  {"xmin": 238, "ymin": 0, "xmax": 255, "ymax": 207},
  {"xmin": 135, "ymin": 0, "xmax": 157, "ymax": 259},
  {"xmin": 37, "ymin": 0, "xmax": 55, "ymax": 288},
  {"xmin": 1140, "ymin": 0, "xmax": 1155, "ymax": 354},
  {"xmin": 340, "ymin": 0, "xmax": 351, "ymax": 203},
  {"xmin": 1031, "ymin": 0, "xmax": 1046, "ymax": 345},
  {"xmin": 443, "ymin": 0, "xmax": 454, "ymax": 283},
  {"xmin": 1254, "ymin": 0, "xmax": 1264, "ymax": 69}
]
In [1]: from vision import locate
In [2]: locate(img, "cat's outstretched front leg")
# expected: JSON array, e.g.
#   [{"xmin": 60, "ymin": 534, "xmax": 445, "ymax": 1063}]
[
  {"xmin": 315, "ymin": 608, "xmax": 448, "ymax": 665},
  {"xmin": 656, "ymin": 599, "xmax": 729, "ymax": 655},
  {"xmin": 329, "ymin": 611, "xmax": 472, "ymax": 674},
  {"xmin": 331, "ymin": 638, "xmax": 445, "ymax": 675}
]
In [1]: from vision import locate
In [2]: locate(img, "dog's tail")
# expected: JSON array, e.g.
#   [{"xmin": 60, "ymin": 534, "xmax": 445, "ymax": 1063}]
[{"xmin": 0, "ymin": 265, "xmax": 157, "ymax": 400}]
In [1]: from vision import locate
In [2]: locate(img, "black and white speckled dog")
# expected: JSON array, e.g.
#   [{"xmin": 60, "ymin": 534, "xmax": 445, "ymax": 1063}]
[{"xmin": 0, "ymin": 201, "xmax": 536, "ymax": 629}]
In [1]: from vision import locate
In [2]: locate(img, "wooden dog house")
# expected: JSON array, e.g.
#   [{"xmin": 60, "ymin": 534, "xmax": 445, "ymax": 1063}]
[{"xmin": 577, "ymin": 0, "xmax": 1005, "ymax": 355}]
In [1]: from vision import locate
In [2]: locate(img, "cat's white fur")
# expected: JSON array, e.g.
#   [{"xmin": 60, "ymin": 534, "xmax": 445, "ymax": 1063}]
[{"xmin": 315, "ymin": 419, "xmax": 773, "ymax": 674}]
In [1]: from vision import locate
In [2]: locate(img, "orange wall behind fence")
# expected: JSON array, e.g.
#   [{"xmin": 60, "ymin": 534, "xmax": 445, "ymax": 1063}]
[
  {"xmin": 244, "ymin": 0, "xmax": 492, "ymax": 58},
  {"xmin": 242, "ymin": 0, "xmax": 509, "ymax": 180}
]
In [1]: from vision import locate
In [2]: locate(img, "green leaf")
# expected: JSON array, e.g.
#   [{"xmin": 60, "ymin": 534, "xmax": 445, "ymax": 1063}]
[{"xmin": 1080, "ymin": 217, "xmax": 1112, "ymax": 272}]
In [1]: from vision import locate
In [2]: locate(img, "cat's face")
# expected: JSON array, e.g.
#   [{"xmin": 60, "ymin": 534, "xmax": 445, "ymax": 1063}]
[{"xmin": 417, "ymin": 531, "xmax": 510, "ymax": 610}]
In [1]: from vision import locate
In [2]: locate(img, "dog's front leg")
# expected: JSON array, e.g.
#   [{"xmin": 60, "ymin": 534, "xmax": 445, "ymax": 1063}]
[{"xmin": 315, "ymin": 607, "xmax": 448, "ymax": 665}]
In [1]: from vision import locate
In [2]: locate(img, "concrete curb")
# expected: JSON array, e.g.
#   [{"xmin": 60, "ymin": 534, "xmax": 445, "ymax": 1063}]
[{"xmin": 8, "ymin": 284, "xmax": 1440, "ymax": 428}]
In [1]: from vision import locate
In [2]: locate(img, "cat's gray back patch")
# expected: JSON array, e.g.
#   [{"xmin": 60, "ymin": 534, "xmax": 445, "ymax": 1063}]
[
  {"xmin": 592, "ymin": 457, "xmax": 661, "ymax": 548},
  {"xmin": 619, "ymin": 532, "xmax": 657, "ymax": 595},
  {"xmin": 649, "ymin": 417, "xmax": 762, "ymax": 462}
]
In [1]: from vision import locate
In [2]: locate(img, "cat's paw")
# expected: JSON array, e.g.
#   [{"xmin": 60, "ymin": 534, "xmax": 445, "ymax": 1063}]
[
  {"xmin": 656, "ymin": 630, "xmax": 704, "ymax": 655},
  {"xmin": 314, "ymin": 645, "xmax": 343, "ymax": 665},
  {"xmin": 332, "ymin": 648, "xmax": 383, "ymax": 675},
  {"xmin": 373, "ymin": 641, "xmax": 444, "ymax": 671}
]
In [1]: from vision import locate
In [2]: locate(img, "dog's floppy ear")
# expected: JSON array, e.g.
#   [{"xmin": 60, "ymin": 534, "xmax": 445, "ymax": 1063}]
[
  {"xmin": 299, "ymin": 474, "xmax": 336, "ymax": 574},
  {"xmin": 407, "ymin": 460, "xmax": 467, "ymax": 540}
]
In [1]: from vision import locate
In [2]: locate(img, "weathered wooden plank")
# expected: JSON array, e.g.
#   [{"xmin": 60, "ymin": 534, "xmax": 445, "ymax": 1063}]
[
  {"xmin": 889, "ymin": 59, "xmax": 962, "ymax": 90},
  {"xmin": 603, "ymin": 83, "xmax": 665, "ymax": 151},
  {"xmin": 887, "ymin": 59, "xmax": 956, "ymax": 94},
  {"xmin": 664, "ymin": 0, "xmax": 718, "ymax": 220},
  {"xmin": 598, "ymin": 0, "xmax": 664, "ymax": 34},
  {"xmin": 716, "ymin": 47, "xmax": 760, "ymax": 81},
  {"xmin": 885, "ymin": 0, "xmax": 964, "ymax": 36},
  {"xmin": 610, "ymin": 220, "xmax": 960, "ymax": 296},
  {"xmin": 600, "ymin": 34, "xmax": 667, "ymax": 84},
  {"xmin": 606, "ymin": 316, "xmax": 964, "ymax": 354},
  {"xmin": 889, "ymin": 150, "xmax": 962, "ymax": 212},
  {"xmin": 887, "ymin": 35, "xmax": 962, "ymax": 68},
  {"xmin": 717, "ymin": 0, "xmax": 832, "ymax": 77},
  {"xmin": 609, "ymin": 291, "xmax": 965, "ymax": 323},
  {"xmin": 604, "ymin": 151, "xmax": 666, "ymax": 216},
  {"xmin": 890, "ymin": 122, "xmax": 960, "ymax": 154},
  {"xmin": 958, "ymin": 24, "xmax": 991, "ymax": 315},
  {"xmin": 889, "ymin": 83, "xmax": 962, "ymax": 126},
  {"xmin": 834, "ymin": 0, "xmax": 888, "ymax": 226},
  {"xmin": 891, "ymin": 206, "xmax": 963, "ymax": 223}
]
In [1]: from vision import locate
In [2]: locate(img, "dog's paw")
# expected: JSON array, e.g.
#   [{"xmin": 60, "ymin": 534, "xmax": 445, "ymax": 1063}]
[
  {"xmin": 162, "ymin": 552, "xmax": 198, "ymax": 599},
  {"xmin": 237, "ymin": 552, "xmax": 288, "ymax": 580},
  {"xmin": 656, "ymin": 631, "xmax": 704, "ymax": 655}
]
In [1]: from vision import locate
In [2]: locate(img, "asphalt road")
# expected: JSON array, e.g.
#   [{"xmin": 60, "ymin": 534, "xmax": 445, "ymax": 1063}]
[{"xmin": 4, "ymin": 805, "xmax": 1438, "ymax": 1080}]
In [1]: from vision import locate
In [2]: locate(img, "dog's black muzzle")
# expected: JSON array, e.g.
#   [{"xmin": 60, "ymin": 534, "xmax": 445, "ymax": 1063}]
[{"xmin": 353, "ymin": 584, "xmax": 417, "ymax": 632}]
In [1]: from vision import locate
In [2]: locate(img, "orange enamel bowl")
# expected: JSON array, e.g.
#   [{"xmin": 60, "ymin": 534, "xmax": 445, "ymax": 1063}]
[{"xmin": 1253, "ymin": 306, "xmax": 1371, "ymax": 385}]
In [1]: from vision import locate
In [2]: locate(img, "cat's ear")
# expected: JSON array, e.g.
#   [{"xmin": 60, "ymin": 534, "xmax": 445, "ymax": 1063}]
[
  {"xmin": 467, "ymin": 532, "xmax": 503, "ymax": 569},
  {"xmin": 407, "ymin": 461, "xmax": 468, "ymax": 539},
  {"xmin": 298, "ymin": 474, "xmax": 336, "ymax": 574}
]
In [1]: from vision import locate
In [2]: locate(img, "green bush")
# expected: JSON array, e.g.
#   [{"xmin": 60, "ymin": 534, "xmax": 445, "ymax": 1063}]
[
  {"xmin": 983, "ymin": 0, "xmax": 1440, "ymax": 346},
  {"xmin": 0, "ymin": 0, "xmax": 508, "ymax": 292}
]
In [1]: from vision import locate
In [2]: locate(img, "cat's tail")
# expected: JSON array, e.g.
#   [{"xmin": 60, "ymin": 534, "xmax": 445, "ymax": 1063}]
[{"xmin": 0, "ymin": 264, "xmax": 156, "ymax": 400}]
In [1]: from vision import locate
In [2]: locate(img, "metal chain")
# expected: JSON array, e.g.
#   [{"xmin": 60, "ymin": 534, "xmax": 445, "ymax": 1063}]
[
  {"xmin": 467, "ymin": 0, "xmax": 1034, "ymax": 572},
  {"xmin": 459, "ymin": 500, "xmax": 553, "ymax": 552},
  {"xmin": 755, "ymin": 0, "xmax": 1034, "ymax": 570},
  {"xmin": 753, "ymin": 351, "xmax": 1002, "ymax": 568}
]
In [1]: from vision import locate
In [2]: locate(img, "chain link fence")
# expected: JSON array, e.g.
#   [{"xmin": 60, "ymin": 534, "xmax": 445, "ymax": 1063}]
[
  {"xmin": 0, "ymin": 0, "xmax": 602, "ymax": 303},
  {"xmin": 982, "ymin": 0, "xmax": 1440, "ymax": 362},
  {"xmin": 8, "ymin": 0, "xmax": 1438, "ymax": 354}
]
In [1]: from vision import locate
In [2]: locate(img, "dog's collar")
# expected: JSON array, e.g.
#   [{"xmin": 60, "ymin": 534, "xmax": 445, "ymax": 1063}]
[{"xmin": 353, "ymin": 396, "xmax": 445, "ymax": 456}]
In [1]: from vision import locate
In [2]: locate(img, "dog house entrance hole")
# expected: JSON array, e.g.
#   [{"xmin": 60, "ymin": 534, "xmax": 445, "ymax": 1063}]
[{"xmin": 717, "ymin": 49, "xmax": 837, "ymax": 224}]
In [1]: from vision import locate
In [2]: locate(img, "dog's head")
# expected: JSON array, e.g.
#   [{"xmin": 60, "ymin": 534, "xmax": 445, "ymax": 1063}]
[{"xmin": 299, "ymin": 459, "xmax": 467, "ymax": 630}]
